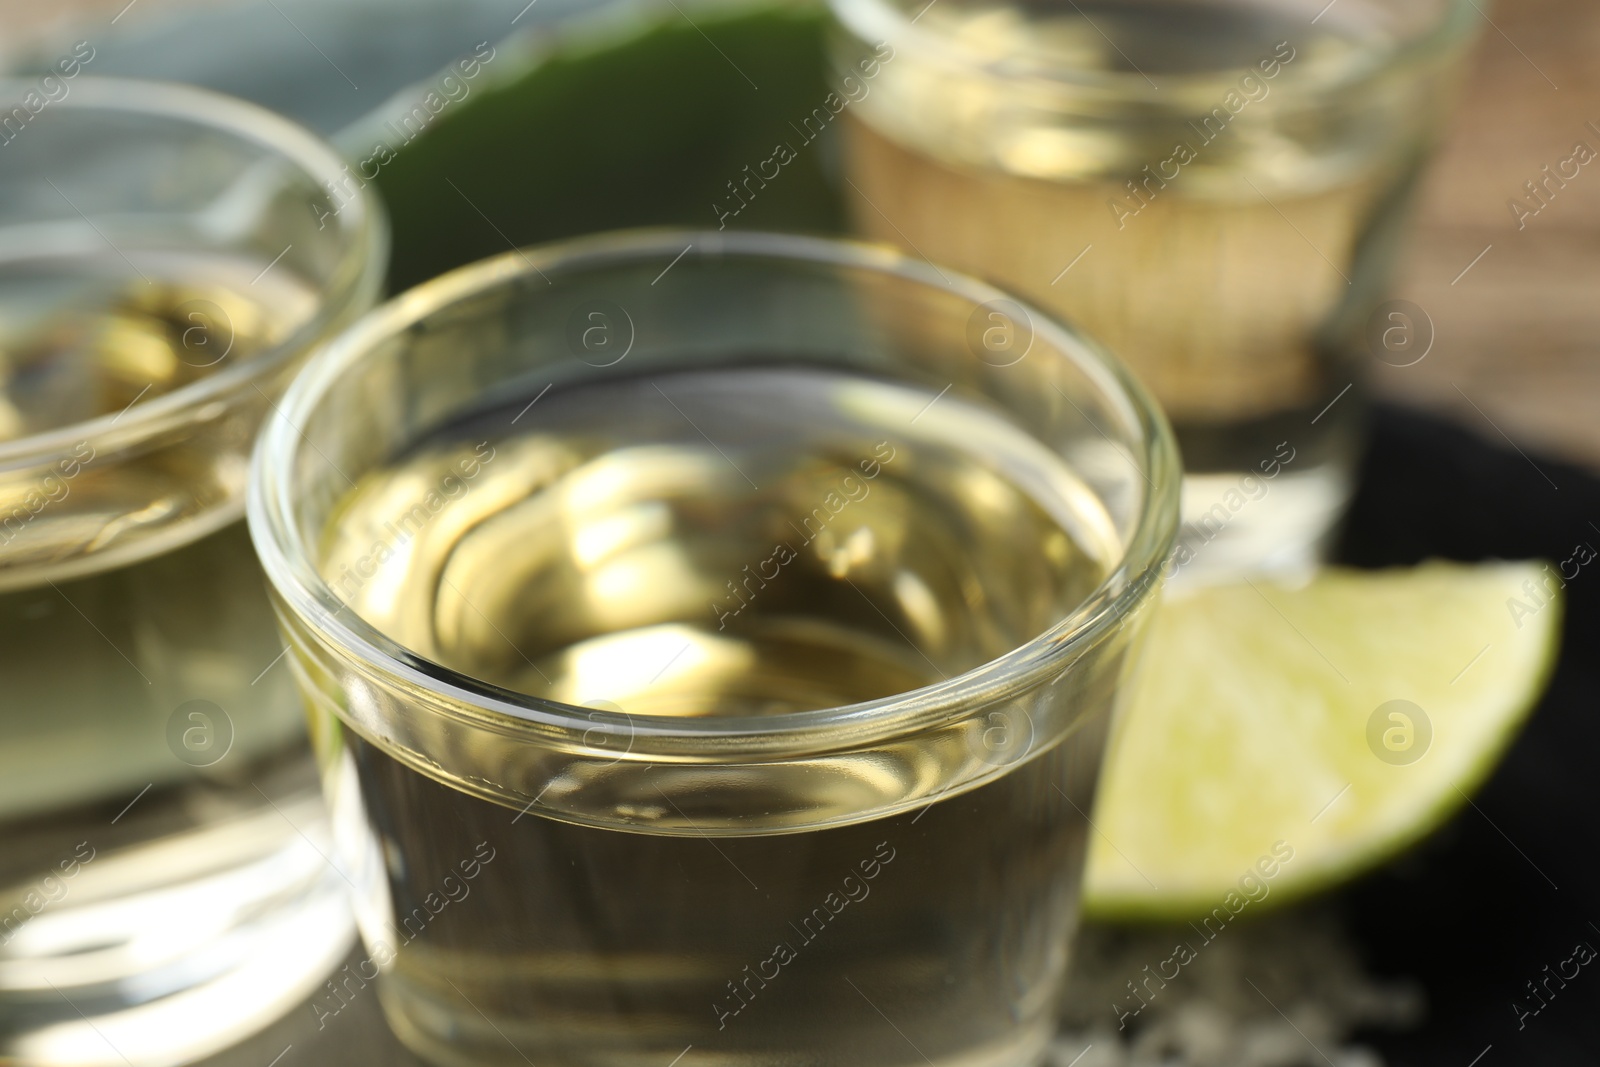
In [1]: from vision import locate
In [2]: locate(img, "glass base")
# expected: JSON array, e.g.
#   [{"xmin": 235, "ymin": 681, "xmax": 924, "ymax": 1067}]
[{"xmin": 0, "ymin": 786, "xmax": 354, "ymax": 1067}]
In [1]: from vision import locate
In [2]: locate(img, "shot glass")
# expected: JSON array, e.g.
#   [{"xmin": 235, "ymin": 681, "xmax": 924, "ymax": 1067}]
[
  {"xmin": 829, "ymin": 0, "xmax": 1478, "ymax": 578},
  {"xmin": 0, "ymin": 79, "xmax": 384, "ymax": 1064},
  {"xmin": 249, "ymin": 230, "xmax": 1178, "ymax": 1067}
]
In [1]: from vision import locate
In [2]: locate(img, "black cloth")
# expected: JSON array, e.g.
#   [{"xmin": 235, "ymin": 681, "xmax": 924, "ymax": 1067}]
[{"xmin": 1337, "ymin": 405, "xmax": 1600, "ymax": 1065}]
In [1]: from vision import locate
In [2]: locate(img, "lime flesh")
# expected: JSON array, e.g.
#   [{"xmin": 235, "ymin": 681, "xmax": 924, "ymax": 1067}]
[{"xmin": 1085, "ymin": 561, "xmax": 1562, "ymax": 918}]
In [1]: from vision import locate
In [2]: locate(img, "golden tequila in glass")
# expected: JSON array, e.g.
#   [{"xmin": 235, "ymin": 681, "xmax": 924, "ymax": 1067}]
[{"xmin": 250, "ymin": 232, "xmax": 1179, "ymax": 1067}]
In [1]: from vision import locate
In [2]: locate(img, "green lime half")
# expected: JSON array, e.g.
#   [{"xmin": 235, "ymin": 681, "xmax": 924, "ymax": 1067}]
[{"xmin": 1085, "ymin": 560, "xmax": 1562, "ymax": 918}]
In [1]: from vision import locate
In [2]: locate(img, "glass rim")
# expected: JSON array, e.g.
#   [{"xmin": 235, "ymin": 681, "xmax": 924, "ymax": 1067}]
[
  {"xmin": 248, "ymin": 228, "xmax": 1181, "ymax": 747},
  {"xmin": 830, "ymin": 0, "xmax": 1481, "ymax": 102},
  {"xmin": 0, "ymin": 76, "xmax": 387, "ymax": 470}
]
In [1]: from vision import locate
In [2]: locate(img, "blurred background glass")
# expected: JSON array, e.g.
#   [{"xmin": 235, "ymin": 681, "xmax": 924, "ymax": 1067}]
[
  {"xmin": 0, "ymin": 78, "xmax": 383, "ymax": 1065},
  {"xmin": 829, "ymin": 0, "xmax": 1479, "ymax": 579}
]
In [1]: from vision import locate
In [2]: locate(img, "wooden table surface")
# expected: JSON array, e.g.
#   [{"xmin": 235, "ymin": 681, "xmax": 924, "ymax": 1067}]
[{"xmin": 1384, "ymin": 0, "xmax": 1600, "ymax": 471}]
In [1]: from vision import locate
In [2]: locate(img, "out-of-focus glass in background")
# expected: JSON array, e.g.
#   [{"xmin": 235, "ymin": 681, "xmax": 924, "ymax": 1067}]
[
  {"xmin": 830, "ymin": 0, "xmax": 1478, "ymax": 577},
  {"xmin": 0, "ymin": 79, "xmax": 383, "ymax": 1065}
]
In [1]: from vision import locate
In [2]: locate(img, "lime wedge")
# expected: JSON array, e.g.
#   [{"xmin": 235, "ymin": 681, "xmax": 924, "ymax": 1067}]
[{"xmin": 1085, "ymin": 561, "xmax": 1562, "ymax": 918}]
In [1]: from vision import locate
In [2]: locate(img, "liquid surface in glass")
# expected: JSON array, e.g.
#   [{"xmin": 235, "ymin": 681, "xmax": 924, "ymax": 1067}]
[
  {"xmin": 0, "ymin": 251, "xmax": 314, "ymax": 439},
  {"xmin": 323, "ymin": 366, "xmax": 1118, "ymax": 714}
]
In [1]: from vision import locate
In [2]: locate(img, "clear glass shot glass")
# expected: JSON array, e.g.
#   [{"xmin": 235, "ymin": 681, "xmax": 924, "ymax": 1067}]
[
  {"xmin": 828, "ymin": 0, "xmax": 1478, "ymax": 578},
  {"xmin": 0, "ymin": 79, "xmax": 384, "ymax": 1064},
  {"xmin": 249, "ymin": 230, "xmax": 1178, "ymax": 1067}
]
